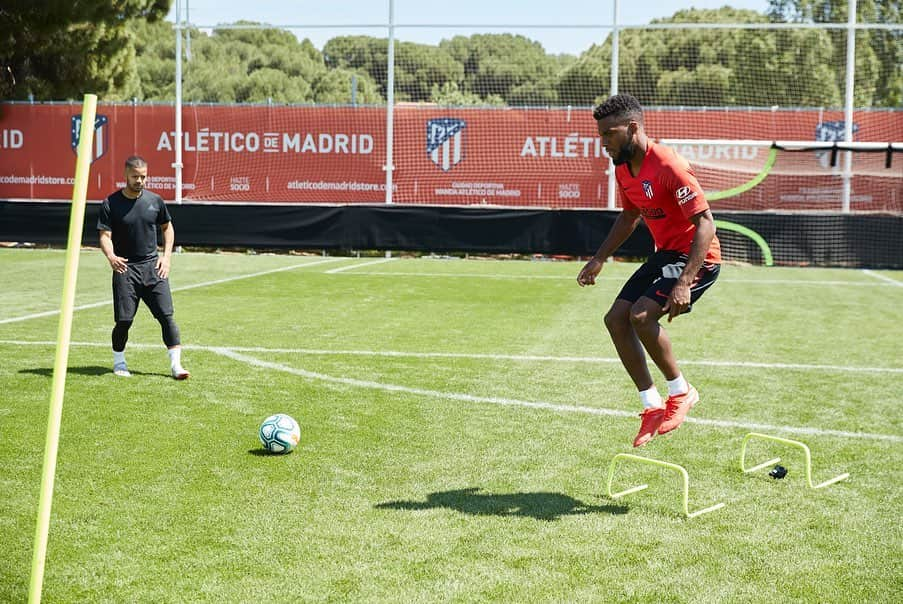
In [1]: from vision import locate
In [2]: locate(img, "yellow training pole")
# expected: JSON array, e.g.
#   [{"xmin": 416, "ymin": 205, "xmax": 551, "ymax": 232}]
[{"xmin": 28, "ymin": 93, "xmax": 97, "ymax": 604}]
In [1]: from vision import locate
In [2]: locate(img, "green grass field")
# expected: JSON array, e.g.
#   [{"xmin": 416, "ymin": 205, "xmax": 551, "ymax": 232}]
[{"xmin": 1, "ymin": 248, "xmax": 901, "ymax": 603}]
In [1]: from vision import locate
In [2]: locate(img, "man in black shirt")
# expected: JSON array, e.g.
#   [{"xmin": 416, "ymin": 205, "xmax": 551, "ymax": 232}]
[{"xmin": 97, "ymin": 156, "xmax": 190, "ymax": 379}]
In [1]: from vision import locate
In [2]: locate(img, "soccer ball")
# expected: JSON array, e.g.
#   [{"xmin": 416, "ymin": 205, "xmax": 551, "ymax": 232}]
[{"xmin": 258, "ymin": 413, "xmax": 301, "ymax": 454}]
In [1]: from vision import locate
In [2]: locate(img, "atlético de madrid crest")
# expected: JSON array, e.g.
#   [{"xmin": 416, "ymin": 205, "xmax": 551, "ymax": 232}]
[
  {"xmin": 427, "ymin": 118, "xmax": 466, "ymax": 172},
  {"xmin": 642, "ymin": 180, "xmax": 654, "ymax": 199},
  {"xmin": 71, "ymin": 114, "xmax": 109, "ymax": 163}
]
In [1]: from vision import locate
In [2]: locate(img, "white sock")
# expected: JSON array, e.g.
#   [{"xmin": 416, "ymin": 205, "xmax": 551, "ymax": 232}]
[
  {"xmin": 113, "ymin": 350, "xmax": 126, "ymax": 366},
  {"xmin": 639, "ymin": 386, "xmax": 664, "ymax": 409},
  {"xmin": 667, "ymin": 374, "xmax": 689, "ymax": 397},
  {"xmin": 168, "ymin": 347, "xmax": 181, "ymax": 368}
]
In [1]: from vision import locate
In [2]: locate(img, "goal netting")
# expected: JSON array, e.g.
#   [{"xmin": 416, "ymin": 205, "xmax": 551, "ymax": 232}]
[{"xmin": 168, "ymin": 22, "xmax": 900, "ymax": 214}]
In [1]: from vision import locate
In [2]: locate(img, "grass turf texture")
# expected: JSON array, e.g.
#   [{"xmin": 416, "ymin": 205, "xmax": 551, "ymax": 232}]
[{"xmin": 1, "ymin": 248, "xmax": 901, "ymax": 602}]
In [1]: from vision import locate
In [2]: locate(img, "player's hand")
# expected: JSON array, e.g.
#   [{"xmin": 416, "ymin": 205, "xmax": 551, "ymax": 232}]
[
  {"xmin": 663, "ymin": 282, "xmax": 691, "ymax": 322},
  {"xmin": 107, "ymin": 255, "xmax": 128, "ymax": 274},
  {"xmin": 156, "ymin": 255, "xmax": 171, "ymax": 279},
  {"xmin": 577, "ymin": 258, "xmax": 603, "ymax": 287}
]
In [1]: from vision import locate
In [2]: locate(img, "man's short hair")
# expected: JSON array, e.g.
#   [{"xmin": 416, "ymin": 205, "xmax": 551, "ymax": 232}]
[
  {"xmin": 592, "ymin": 93, "xmax": 644, "ymax": 123},
  {"xmin": 124, "ymin": 156, "xmax": 147, "ymax": 170}
]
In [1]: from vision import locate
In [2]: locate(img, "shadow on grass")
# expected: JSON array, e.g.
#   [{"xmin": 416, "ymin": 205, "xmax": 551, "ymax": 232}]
[
  {"xmin": 375, "ymin": 487, "xmax": 628, "ymax": 521},
  {"xmin": 19, "ymin": 366, "xmax": 170, "ymax": 378},
  {"xmin": 246, "ymin": 448, "xmax": 296, "ymax": 457}
]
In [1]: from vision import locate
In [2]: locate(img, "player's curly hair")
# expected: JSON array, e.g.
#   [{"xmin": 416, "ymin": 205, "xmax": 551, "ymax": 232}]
[{"xmin": 592, "ymin": 93, "xmax": 644, "ymax": 123}]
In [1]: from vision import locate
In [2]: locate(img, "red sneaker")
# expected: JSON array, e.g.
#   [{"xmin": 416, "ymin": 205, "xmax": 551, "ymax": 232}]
[
  {"xmin": 658, "ymin": 386, "xmax": 699, "ymax": 434},
  {"xmin": 634, "ymin": 407, "xmax": 665, "ymax": 447}
]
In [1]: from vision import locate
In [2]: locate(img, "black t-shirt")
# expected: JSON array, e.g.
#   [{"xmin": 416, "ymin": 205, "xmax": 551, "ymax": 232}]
[{"xmin": 97, "ymin": 190, "xmax": 172, "ymax": 263}]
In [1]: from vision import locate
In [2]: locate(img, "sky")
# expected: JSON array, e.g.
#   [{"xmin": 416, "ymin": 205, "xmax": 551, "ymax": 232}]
[{"xmin": 166, "ymin": 0, "xmax": 774, "ymax": 56}]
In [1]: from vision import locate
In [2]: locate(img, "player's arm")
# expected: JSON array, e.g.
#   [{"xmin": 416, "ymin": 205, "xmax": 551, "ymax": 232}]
[
  {"xmin": 577, "ymin": 208, "xmax": 641, "ymax": 287},
  {"xmin": 99, "ymin": 230, "xmax": 127, "ymax": 274},
  {"xmin": 157, "ymin": 221, "xmax": 174, "ymax": 278},
  {"xmin": 663, "ymin": 209, "xmax": 716, "ymax": 321}
]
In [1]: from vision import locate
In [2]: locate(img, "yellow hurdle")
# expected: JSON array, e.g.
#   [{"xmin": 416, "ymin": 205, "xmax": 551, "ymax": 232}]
[
  {"xmin": 740, "ymin": 432, "xmax": 849, "ymax": 489},
  {"xmin": 606, "ymin": 453, "xmax": 725, "ymax": 519}
]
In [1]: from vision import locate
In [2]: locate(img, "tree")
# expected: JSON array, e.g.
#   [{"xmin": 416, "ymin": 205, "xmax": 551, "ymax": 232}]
[
  {"xmin": 440, "ymin": 34, "xmax": 560, "ymax": 105},
  {"xmin": 556, "ymin": 7, "xmax": 846, "ymax": 108},
  {"xmin": 0, "ymin": 0, "xmax": 170, "ymax": 101},
  {"xmin": 730, "ymin": 26, "xmax": 842, "ymax": 106},
  {"xmin": 132, "ymin": 22, "xmax": 381, "ymax": 105},
  {"xmin": 323, "ymin": 36, "xmax": 462, "ymax": 102},
  {"xmin": 132, "ymin": 18, "xmax": 177, "ymax": 100},
  {"xmin": 768, "ymin": 0, "xmax": 901, "ymax": 107},
  {"xmin": 657, "ymin": 65, "xmax": 732, "ymax": 106},
  {"xmin": 556, "ymin": 43, "xmax": 612, "ymax": 107},
  {"xmin": 312, "ymin": 68, "xmax": 383, "ymax": 105},
  {"xmin": 235, "ymin": 68, "xmax": 312, "ymax": 104},
  {"xmin": 69, "ymin": 8, "xmax": 894, "ymax": 111},
  {"xmin": 396, "ymin": 42, "xmax": 464, "ymax": 102},
  {"xmin": 430, "ymin": 82, "xmax": 503, "ymax": 106},
  {"xmin": 182, "ymin": 26, "xmax": 320, "ymax": 103}
]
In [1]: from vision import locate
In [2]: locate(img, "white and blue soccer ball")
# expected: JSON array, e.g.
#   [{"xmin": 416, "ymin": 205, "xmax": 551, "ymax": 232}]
[{"xmin": 258, "ymin": 413, "xmax": 301, "ymax": 454}]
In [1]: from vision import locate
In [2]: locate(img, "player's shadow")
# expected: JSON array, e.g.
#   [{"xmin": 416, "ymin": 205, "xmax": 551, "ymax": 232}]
[
  {"xmin": 375, "ymin": 487, "xmax": 627, "ymax": 521},
  {"xmin": 20, "ymin": 366, "xmax": 167, "ymax": 378}
]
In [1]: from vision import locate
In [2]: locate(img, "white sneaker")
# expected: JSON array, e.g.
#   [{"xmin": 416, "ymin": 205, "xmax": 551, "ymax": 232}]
[
  {"xmin": 113, "ymin": 362, "xmax": 131, "ymax": 377},
  {"xmin": 171, "ymin": 365, "xmax": 190, "ymax": 380}
]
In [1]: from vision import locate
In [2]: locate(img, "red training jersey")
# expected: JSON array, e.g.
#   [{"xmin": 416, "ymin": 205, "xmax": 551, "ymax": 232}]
[{"xmin": 616, "ymin": 141, "xmax": 721, "ymax": 263}]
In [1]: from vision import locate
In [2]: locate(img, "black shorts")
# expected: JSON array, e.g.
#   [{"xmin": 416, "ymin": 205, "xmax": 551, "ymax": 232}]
[
  {"xmin": 616, "ymin": 250, "xmax": 720, "ymax": 314},
  {"xmin": 112, "ymin": 259, "xmax": 174, "ymax": 322}
]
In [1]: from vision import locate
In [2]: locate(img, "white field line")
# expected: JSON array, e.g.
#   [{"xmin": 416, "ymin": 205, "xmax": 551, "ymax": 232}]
[
  {"xmin": 862, "ymin": 269, "xmax": 903, "ymax": 286},
  {"xmin": 167, "ymin": 256, "xmax": 344, "ymax": 291},
  {"xmin": 0, "ymin": 257, "xmax": 344, "ymax": 325},
  {"xmin": 3, "ymin": 340, "xmax": 902, "ymax": 375},
  {"xmin": 0, "ymin": 300, "xmax": 111, "ymax": 325},
  {"xmin": 328, "ymin": 270, "xmax": 902, "ymax": 287},
  {"xmin": 215, "ymin": 347, "xmax": 903, "ymax": 375},
  {"xmin": 324, "ymin": 258, "xmax": 397, "ymax": 273},
  {"xmin": 213, "ymin": 348, "xmax": 903, "ymax": 443}
]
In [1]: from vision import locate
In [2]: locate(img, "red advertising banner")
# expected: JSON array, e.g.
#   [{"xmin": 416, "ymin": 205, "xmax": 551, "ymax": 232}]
[{"xmin": 0, "ymin": 103, "xmax": 900, "ymax": 211}]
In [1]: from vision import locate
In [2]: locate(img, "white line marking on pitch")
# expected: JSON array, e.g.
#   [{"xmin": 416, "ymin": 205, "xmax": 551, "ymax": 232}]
[
  {"xmin": 170, "ymin": 256, "xmax": 344, "ymax": 292},
  {"xmin": 212, "ymin": 348, "xmax": 902, "ymax": 443},
  {"xmin": 214, "ymin": 347, "xmax": 903, "ymax": 374},
  {"xmin": 325, "ymin": 258, "xmax": 397, "ymax": 273},
  {"xmin": 0, "ymin": 257, "xmax": 344, "ymax": 325},
  {"xmin": 0, "ymin": 301, "xmax": 111, "ymax": 325},
  {"xmin": 2, "ymin": 340, "xmax": 901, "ymax": 374},
  {"xmin": 862, "ymin": 269, "xmax": 903, "ymax": 286},
  {"xmin": 331, "ymin": 271, "xmax": 899, "ymax": 287}
]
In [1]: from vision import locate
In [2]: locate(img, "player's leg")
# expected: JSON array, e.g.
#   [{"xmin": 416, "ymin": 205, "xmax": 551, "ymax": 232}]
[
  {"xmin": 607, "ymin": 255, "xmax": 669, "ymax": 446},
  {"xmin": 605, "ymin": 299, "xmax": 655, "ymax": 391},
  {"xmin": 631, "ymin": 297, "xmax": 698, "ymax": 434},
  {"xmin": 142, "ymin": 268, "xmax": 189, "ymax": 380},
  {"xmin": 111, "ymin": 268, "xmax": 140, "ymax": 377},
  {"xmin": 628, "ymin": 297, "xmax": 679, "ymax": 384},
  {"xmin": 634, "ymin": 260, "xmax": 721, "ymax": 434}
]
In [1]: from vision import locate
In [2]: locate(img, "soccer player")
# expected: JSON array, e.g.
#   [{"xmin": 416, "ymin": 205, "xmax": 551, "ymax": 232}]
[
  {"xmin": 577, "ymin": 93, "xmax": 720, "ymax": 447},
  {"xmin": 98, "ymin": 156, "xmax": 190, "ymax": 380}
]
